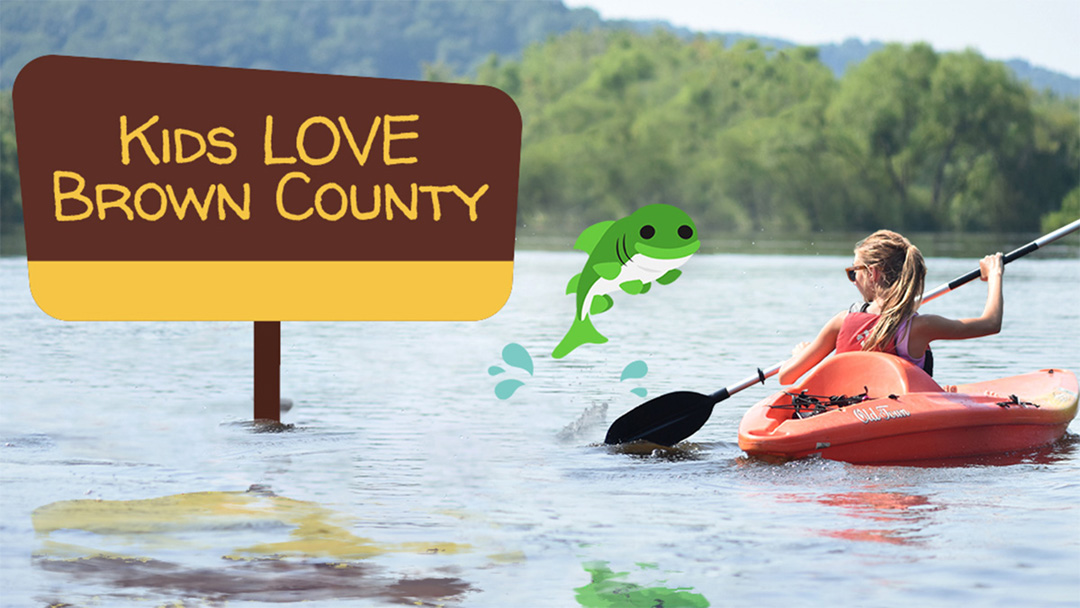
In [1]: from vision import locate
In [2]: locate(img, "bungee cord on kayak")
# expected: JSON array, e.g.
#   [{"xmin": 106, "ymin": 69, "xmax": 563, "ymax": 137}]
[{"xmin": 769, "ymin": 390, "xmax": 871, "ymax": 419}]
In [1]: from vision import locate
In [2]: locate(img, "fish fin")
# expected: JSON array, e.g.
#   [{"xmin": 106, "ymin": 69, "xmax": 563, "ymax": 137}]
[
  {"xmin": 619, "ymin": 279, "xmax": 650, "ymax": 295},
  {"xmin": 657, "ymin": 269, "xmax": 682, "ymax": 285},
  {"xmin": 589, "ymin": 294, "xmax": 614, "ymax": 315},
  {"xmin": 551, "ymin": 316, "xmax": 608, "ymax": 359},
  {"xmin": 565, "ymin": 273, "xmax": 581, "ymax": 295},
  {"xmin": 593, "ymin": 262, "xmax": 622, "ymax": 280},
  {"xmin": 574, "ymin": 221, "xmax": 615, "ymax": 254}
]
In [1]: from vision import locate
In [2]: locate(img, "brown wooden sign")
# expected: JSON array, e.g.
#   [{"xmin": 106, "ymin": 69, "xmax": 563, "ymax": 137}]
[{"xmin": 14, "ymin": 56, "xmax": 521, "ymax": 321}]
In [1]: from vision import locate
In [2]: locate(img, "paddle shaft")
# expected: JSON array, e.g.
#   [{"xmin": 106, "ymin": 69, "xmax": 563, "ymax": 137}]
[
  {"xmin": 922, "ymin": 218, "xmax": 1080, "ymax": 305},
  {"xmin": 707, "ymin": 366, "xmax": 777, "ymax": 403},
  {"xmin": 709, "ymin": 219, "xmax": 1080, "ymax": 405}
]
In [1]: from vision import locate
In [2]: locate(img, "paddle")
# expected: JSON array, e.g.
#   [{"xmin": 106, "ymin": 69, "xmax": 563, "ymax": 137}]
[{"xmin": 604, "ymin": 218, "xmax": 1080, "ymax": 446}]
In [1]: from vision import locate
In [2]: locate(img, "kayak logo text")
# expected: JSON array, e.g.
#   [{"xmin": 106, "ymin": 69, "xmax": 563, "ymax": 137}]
[{"xmin": 851, "ymin": 404, "xmax": 911, "ymax": 424}]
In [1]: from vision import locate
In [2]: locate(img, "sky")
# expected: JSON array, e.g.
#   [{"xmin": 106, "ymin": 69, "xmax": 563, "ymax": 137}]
[{"xmin": 564, "ymin": 0, "xmax": 1080, "ymax": 78}]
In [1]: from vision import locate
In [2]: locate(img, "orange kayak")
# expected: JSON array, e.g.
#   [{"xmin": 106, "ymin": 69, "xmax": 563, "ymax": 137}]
[{"xmin": 738, "ymin": 352, "xmax": 1079, "ymax": 465}]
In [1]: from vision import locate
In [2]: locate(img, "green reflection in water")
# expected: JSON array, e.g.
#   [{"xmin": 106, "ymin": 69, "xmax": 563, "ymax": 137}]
[{"xmin": 575, "ymin": 561, "xmax": 710, "ymax": 607}]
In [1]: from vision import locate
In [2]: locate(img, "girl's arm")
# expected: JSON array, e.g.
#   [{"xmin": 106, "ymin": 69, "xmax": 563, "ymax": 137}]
[
  {"xmin": 779, "ymin": 311, "xmax": 845, "ymax": 385},
  {"xmin": 911, "ymin": 253, "xmax": 1004, "ymax": 349}
]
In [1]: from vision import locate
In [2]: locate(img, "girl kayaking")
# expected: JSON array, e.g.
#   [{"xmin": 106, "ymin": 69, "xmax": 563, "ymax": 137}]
[{"xmin": 779, "ymin": 230, "xmax": 1004, "ymax": 383}]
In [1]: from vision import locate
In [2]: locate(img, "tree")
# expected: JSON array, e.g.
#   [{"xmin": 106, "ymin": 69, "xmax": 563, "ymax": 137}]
[
  {"xmin": 0, "ymin": 90, "xmax": 20, "ymax": 234},
  {"xmin": 826, "ymin": 43, "xmax": 939, "ymax": 229},
  {"xmin": 923, "ymin": 50, "xmax": 1034, "ymax": 229},
  {"xmin": 825, "ymin": 44, "xmax": 1072, "ymax": 232},
  {"xmin": 1041, "ymin": 187, "xmax": 1080, "ymax": 233}
]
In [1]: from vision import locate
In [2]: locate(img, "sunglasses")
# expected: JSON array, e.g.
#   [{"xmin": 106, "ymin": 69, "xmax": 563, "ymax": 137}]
[{"xmin": 845, "ymin": 264, "xmax": 870, "ymax": 282}]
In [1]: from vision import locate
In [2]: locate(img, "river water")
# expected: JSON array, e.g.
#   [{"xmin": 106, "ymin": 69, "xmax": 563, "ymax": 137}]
[{"xmin": 1, "ymin": 248, "xmax": 1078, "ymax": 607}]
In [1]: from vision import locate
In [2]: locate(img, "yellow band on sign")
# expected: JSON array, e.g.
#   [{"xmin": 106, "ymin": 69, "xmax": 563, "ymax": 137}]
[{"xmin": 28, "ymin": 260, "xmax": 513, "ymax": 321}]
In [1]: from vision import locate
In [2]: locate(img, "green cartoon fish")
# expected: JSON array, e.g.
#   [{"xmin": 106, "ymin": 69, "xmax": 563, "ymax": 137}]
[{"xmin": 552, "ymin": 204, "xmax": 700, "ymax": 359}]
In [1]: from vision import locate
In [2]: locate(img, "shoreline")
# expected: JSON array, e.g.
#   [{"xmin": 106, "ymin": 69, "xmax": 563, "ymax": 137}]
[{"xmin": 3, "ymin": 227, "xmax": 1077, "ymax": 260}]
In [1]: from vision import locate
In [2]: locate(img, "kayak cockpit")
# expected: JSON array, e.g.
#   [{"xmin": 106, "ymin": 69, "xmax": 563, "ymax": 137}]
[
  {"xmin": 760, "ymin": 352, "xmax": 941, "ymax": 423},
  {"xmin": 793, "ymin": 352, "xmax": 942, "ymax": 398},
  {"xmin": 740, "ymin": 352, "xmax": 940, "ymax": 440}
]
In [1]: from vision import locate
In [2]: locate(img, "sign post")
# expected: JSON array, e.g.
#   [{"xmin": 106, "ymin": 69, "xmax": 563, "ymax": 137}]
[
  {"xmin": 14, "ymin": 56, "xmax": 522, "ymax": 423},
  {"xmin": 254, "ymin": 322, "xmax": 282, "ymax": 422}
]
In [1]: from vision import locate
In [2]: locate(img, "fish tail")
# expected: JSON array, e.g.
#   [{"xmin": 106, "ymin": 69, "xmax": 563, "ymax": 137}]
[{"xmin": 552, "ymin": 316, "xmax": 608, "ymax": 359}]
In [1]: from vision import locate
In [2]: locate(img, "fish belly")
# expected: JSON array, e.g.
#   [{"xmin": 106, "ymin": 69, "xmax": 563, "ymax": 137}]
[{"xmin": 580, "ymin": 254, "xmax": 690, "ymax": 320}]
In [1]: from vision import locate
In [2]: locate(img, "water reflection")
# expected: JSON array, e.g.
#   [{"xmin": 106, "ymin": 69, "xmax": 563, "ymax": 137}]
[
  {"xmin": 37, "ymin": 557, "xmax": 471, "ymax": 605},
  {"xmin": 782, "ymin": 490, "xmax": 943, "ymax": 546},
  {"xmin": 602, "ymin": 440, "xmax": 713, "ymax": 462},
  {"xmin": 914, "ymin": 433, "xmax": 1079, "ymax": 467},
  {"xmin": 32, "ymin": 486, "xmax": 476, "ymax": 605},
  {"xmin": 574, "ymin": 561, "xmax": 709, "ymax": 608}
]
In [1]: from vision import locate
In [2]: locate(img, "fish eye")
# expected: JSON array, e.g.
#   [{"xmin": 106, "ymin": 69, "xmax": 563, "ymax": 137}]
[
  {"xmin": 678, "ymin": 225, "xmax": 694, "ymax": 239},
  {"xmin": 640, "ymin": 225, "xmax": 655, "ymax": 239}
]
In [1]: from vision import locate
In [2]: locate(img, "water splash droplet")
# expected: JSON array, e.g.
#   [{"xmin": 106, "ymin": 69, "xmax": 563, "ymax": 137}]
[
  {"xmin": 488, "ymin": 366, "xmax": 506, "ymax": 376},
  {"xmin": 502, "ymin": 343, "xmax": 534, "ymax": 376},
  {"xmin": 495, "ymin": 379, "xmax": 526, "ymax": 400},
  {"xmin": 620, "ymin": 360, "xmax": 648, "ymax": 382},
  {"xmin": 631, "ymin": 388, "xmax": 648, "ymax": 398}
]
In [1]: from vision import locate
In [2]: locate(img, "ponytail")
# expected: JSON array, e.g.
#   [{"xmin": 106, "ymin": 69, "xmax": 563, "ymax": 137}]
[{"xmin": 856, "ymin": 231, "xmax": 926, "ymax": 352}]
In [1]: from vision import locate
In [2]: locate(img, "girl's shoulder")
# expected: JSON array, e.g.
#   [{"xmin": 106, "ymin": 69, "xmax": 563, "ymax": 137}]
[
  {"xmin": 826, "ymin": 309, "xmax": 849, "ymax": 329},
  {"xmin": 909, "ymin": 313, "xmax": 957, "ymax": 339},
  {"xmin": 911, "ymin": 313, "xmax": 947, "ymax": 327}
]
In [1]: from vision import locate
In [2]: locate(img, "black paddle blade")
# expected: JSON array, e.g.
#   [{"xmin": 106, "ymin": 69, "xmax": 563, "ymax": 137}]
[{"xmin": 604, "ymin": 391, "xmax": 717, "ymax": 447}]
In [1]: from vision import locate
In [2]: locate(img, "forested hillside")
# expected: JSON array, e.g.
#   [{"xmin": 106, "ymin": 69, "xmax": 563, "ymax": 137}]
[
  {"xmin": 3, "ymin": 1, "xmax": 1077, "ymax": 94},
  {"xmin": 464, "ymin": 31, "xmax": 1078, "ymax": 234},
  {"xmin": 2, "ymin": 0, "xmax": 1077, "ymax": 241},
  {"xmin": 0, "ymin": 0, "xmax": 603, "ymax": 87}
]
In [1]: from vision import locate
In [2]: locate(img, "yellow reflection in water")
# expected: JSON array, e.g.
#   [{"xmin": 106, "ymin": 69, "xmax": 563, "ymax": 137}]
[
  {"xmin": 32, "ymin": 487, "xmax": 477, "ymax": 604},
  {"xmin": 33, "ymin": 486, "xmax": 470, "ymax": 560}
]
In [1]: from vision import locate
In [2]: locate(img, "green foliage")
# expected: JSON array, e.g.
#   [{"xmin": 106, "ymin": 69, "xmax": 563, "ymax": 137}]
[
  {"xmin": 479, "ymin": 31, "xmax": 846, "ymax": 234},
  {"xmin": 479, "ymin": 30, "xmax": 1077, "ymax": 235},
  {"xmin": 827, "ymin": 45, "xmax": 1078, "ymax": 233},
  {"xmin": 0, "ymin": 0, "xmax": 603, "ymax": 87},
  {"xmin": 0, "ymin": 90, "xmax": 20, "ymax": 231},
  {"xmin": 1042, "ymin": 187, "xmax": 1080, "ymax": 233},
  {"xmin": 575, "ymin": 561, "xmax": 710, "ymax": 607},
  {"xmin": 1, "ymin": 2, "xmax": 1077, "ymax": 240}
]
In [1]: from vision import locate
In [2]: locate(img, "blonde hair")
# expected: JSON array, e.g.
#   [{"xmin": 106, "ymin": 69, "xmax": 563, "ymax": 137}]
[{"xmin": 855, "ymin": 230, "xmax": 926, "ymax": 352}]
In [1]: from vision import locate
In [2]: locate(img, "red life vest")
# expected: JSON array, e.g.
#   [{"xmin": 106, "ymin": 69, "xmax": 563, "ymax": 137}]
[
  {"xmin": 836, "ymin": 311, "xmax": 896, "ymax": 354},
  {"xmin": 835, "ymin": 307, "xmax": 932, "ymax": 374}
]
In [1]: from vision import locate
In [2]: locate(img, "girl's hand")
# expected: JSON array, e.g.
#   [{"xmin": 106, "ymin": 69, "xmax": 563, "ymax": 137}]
[
  {"xmin": 979, "ymin": 253, "xmax": 1003, "ymax": 281},
  {"xmin": 791, "ymin": 341, "xmax": 810, "ymax": 356}
]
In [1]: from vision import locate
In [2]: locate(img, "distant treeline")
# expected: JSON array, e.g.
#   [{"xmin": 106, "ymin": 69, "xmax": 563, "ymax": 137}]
[
  {"xmin": 1, "ymin": 2, "xmax": 1078, "ymax": 238},
  {"xmin": 4, "ymin": 1, "xmax": 1076, "ymax": 94},
  {"xmin": 453, "ymin": 30, "xmax": 1078, "ymax": 234},
  {"xmin": 0, "ymin": 0, "xmax": 603, "ymax": 88}
]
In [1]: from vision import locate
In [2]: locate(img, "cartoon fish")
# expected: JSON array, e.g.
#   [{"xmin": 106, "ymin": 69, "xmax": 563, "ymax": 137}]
[{"xmin": 552, "ymin": 204, "xmax": 700, "ymax": 359}]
